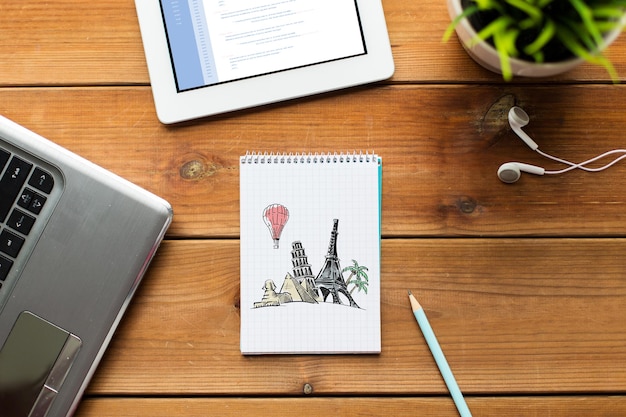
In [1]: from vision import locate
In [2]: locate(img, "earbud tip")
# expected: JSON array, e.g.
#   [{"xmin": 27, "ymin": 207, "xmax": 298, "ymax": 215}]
[
  {"xmin": 497, "ymin": 163, "xmax": 521, "ymax": 183},
  {"xmin": 509, "ymin": 107, "xmax": 530, "ymax": 127}
]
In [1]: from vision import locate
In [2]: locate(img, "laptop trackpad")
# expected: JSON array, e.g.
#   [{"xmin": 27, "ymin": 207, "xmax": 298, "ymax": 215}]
[{"xmin": 0, "ymin": 311, "xmax": 81, "ymax": 417}]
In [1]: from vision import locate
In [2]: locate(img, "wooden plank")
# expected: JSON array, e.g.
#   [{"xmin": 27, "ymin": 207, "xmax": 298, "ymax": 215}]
[
  {"xmin": 0, "ymin": 0, "xmax": 148, "ymax": 86},
  {"xmin": 75, "ymin": 396, "xmax": 626, "ymax": 417},
  {"xmin": 2, "ymin": 86, "xmax": 626, "ymax": 238},
  {"xmin": 1, "ymin": 0, "xmax": 625, "ymax": 85},
  {"xmin": 87, "ymin": 239, "xmax": 626, "ymax": 395}
]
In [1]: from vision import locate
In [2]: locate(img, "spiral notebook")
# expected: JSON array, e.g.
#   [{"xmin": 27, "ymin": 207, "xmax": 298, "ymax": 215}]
[{"xmin": 240, "ymin": 152, "xmax": 382, "ymax": 354}]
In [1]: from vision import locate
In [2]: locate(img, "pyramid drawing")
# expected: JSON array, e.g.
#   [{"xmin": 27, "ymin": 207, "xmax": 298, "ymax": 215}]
[{"xmin": 280, "ymin": 273, "xmax": 318, "ymax": 303}]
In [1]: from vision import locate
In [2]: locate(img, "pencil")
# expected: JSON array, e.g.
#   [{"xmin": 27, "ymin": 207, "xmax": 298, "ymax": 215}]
[{"xmin": 408, "ymin": 290, "xmax": 472, "ymax": 417}]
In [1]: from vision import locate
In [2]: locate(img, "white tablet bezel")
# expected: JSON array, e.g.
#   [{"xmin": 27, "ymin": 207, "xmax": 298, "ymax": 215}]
[{"xmin": 135, "ymin": 0, "xmax": 394, "ymax": 124}]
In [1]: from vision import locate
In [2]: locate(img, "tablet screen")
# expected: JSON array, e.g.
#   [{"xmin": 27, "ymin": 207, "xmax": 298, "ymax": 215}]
[{"xmin": 160, "ymin": 0, "xmax": 367, "ymax": 92}]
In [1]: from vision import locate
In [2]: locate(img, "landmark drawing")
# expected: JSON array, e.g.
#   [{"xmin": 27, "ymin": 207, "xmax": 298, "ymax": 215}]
[
  {"xmin": 314, "ymin": 219, "xmax": 359, "ymax": 307},
  {"xmin": 253, "ymin": 218, "xmax": 368, "ymax": 309}
]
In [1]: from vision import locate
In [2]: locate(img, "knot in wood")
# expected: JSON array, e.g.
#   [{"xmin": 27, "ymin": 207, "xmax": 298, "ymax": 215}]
[
  {"xmin": 457, "ymin": 196, "xmax": 477, "ymax": 214},
  {"xmin": 180, "ymin": 160, "xmax": 206, "ymax": 180},
  {"xmin": 180, "ymin": 158, "xmax": 218, "ymax": 180}
]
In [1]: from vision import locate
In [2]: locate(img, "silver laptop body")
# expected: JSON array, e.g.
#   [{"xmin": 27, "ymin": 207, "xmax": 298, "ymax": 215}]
[{"xmin": 0, "ymin": 115, "xmax": 173, "ymax": 417}]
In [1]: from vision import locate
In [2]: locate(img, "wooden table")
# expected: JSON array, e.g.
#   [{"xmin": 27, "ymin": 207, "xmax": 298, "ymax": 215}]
[{"xmin": 2, "ymin": 1, "xmax": 626, "ymax": 416}]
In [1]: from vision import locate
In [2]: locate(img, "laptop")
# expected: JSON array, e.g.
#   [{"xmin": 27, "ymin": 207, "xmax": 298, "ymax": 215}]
[{"xmin": 0, "ymin": 115, "xmax": 173, "ymax": 417}]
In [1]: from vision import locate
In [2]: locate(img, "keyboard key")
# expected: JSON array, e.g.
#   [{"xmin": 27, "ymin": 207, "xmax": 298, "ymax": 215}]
[
  {"xmin": 18, "ymin": 188, "xmax": 47, "ymax": 215},
  {"xmin": 0, "ymin": 156, "xmax": 33, "ymax": 222},
  {"xmin": 0, "ymin": 254, "xmax": 13, "ymax": 281},
  {"xmin": 7, "ymin": 209, "xmax": 36, "ymax": 235},
  {"xmin": 0, "ymin": 229, "xmax": 25, "ymax": 258},
  {"xmin": 0, "ymin": 149, "xmax": 9, "ymax": 171},
  {"xmin": 28, "ymin": 167, "xmax": 54, "ymax": 194}
]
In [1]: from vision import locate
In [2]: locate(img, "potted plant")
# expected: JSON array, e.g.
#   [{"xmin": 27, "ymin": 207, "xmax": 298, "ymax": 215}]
[{"xmin": 444, "ymin": 0, "xmax": 626, "ymax": 80}]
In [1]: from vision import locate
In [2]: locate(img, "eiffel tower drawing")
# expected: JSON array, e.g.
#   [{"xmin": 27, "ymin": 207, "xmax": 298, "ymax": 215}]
[{"xmin": 314, "ymin": 219, "xmax": 359, "ymax": 308}]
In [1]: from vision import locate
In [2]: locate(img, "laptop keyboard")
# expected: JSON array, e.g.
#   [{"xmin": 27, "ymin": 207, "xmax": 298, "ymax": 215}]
[{"xmin": 0, "ymin": 147, "xmax": 55, "ymax": 287}]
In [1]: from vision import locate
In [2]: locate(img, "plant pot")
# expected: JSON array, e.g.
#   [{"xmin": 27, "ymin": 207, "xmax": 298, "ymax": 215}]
[{"xmin": 447, "ymin": 0, "xmax": 625, "ymax": 78}]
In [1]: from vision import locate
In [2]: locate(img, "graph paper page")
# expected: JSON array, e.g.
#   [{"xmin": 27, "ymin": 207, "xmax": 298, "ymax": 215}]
[{"xmin": 240, "ymin": 153, "xmax": 381, "ymax": 354}]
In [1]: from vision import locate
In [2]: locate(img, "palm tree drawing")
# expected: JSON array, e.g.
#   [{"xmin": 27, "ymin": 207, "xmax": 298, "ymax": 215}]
[{"xmin": 342, "ymin": 259, "xmax": 369, "ymax": 295}]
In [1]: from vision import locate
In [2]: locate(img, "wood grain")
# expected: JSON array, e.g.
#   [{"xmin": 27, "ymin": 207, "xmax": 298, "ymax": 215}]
[
  {"xmin": 2, "ymin": 86, "xmax": 626, "ymax": 238},
  {"xmin": 75, "ymin": 397, "xmax": 626, "ymax": 417},
  {"xmin": 87, "ymin": 239, "xmax": 626, "ymax": 395}
]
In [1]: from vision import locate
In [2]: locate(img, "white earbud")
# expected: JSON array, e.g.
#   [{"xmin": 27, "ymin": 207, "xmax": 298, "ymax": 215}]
[
  {"xmin": 498, "ymin": 106, "xmax": 626, "ymax": 183},
  {"xmin": 497, "ymin": 162, "xmax": 545, "ymax": 183},
  {"xmin": 508, "ymin": 107, "xmax": 538, "ymax": 151}
]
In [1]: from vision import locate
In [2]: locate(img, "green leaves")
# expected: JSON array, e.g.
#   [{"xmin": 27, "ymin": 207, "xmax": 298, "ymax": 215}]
[
  {"xmin": 444, "ymin": 0, "xmax": 625, "ymax": 81},
  {"xmin": 443, "ymin": 4, "xmax": 480, "ymax": 41},
  {"xmin": 342, "ymin": 259, "xmax": 370, "ymax": 295}
]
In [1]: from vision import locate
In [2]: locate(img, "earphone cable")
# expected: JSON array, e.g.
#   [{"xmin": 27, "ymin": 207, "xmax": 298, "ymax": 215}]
[{"xmin": 536, "ymin": 148, "xmax": 626, "ymax": 175}]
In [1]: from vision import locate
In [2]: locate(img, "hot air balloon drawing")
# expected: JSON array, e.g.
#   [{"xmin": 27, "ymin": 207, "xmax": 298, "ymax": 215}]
[{"xmin": 263, "ymin": 203, "xmax": 289, "ymax": 249}]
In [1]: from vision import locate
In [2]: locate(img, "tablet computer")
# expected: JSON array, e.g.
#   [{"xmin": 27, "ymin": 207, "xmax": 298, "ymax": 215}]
[{"xmin": 135, "ymin": 0, "xmax": 394, "ymax": 124}]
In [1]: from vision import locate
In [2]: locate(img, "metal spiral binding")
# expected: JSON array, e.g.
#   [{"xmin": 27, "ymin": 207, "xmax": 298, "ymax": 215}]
[{"xmin": 241, "ymin": 151, "xmax": 376, "ymax": 164}]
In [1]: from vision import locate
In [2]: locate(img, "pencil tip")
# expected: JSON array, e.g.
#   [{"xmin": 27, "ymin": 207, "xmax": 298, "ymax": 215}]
[{"xmin": 407, "ymin": 289, "xmax": 412, "ymax": 295}]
